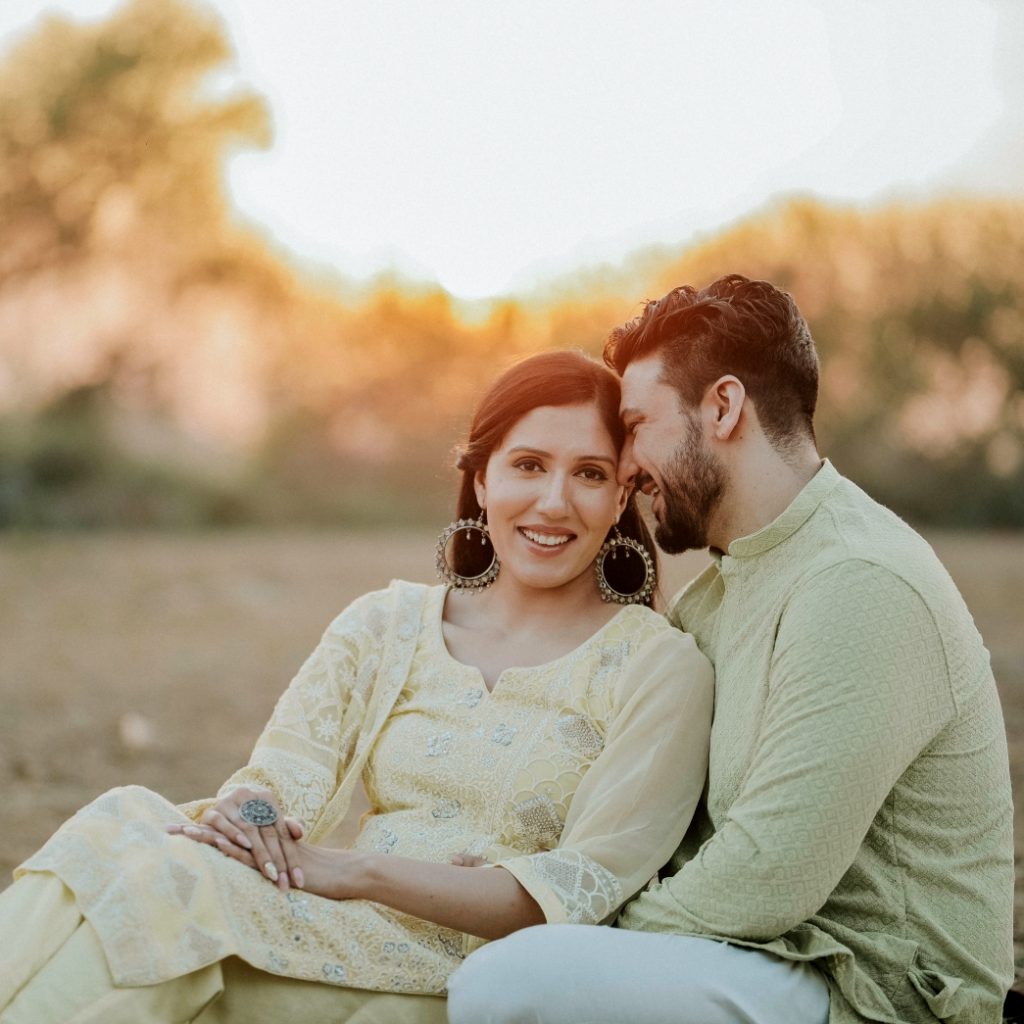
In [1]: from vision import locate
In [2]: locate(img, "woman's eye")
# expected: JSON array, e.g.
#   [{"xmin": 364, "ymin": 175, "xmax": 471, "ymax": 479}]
[
  {"xmin": 579, "ymin": 467, "xmax": 608, "ymax": 482},
  {"xmin": 514, "ymin": 459, "xmax": 542, "ymax": 472}
]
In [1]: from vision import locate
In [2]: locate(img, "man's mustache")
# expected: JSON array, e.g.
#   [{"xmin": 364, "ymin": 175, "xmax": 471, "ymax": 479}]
[{"xmin": 631, "ymin": 471, "xmax": 656, "ymax": 494}]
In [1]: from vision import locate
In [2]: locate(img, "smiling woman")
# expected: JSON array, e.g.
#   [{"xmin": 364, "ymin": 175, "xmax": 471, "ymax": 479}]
[
  {"xmin": 447, "ymin": 350, "xmax": 656, "ymax": 609},
  {"xmin": 478, "ymin": 405, "xmax": 626, "ymax": 590},
  {"xmin": 0, "ymin": 350, "xmax": 714, "ymax": 1023}
]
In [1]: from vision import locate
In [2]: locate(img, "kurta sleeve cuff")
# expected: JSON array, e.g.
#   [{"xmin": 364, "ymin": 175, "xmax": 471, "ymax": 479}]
[{"xmin": 496, "ymin": 849, "xmax": 624, "ymax": 925}]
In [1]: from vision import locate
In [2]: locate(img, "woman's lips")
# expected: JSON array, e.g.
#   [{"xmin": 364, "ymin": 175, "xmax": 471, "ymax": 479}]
[{"xmin": 518, "ymin": 527, "xmax": 575, "ymax": 548}]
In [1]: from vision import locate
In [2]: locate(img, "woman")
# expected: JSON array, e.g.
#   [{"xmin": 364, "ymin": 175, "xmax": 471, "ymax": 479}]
[{"xmin": 0, "ymin": 351, "xmax": 714, "ymax": 1023}]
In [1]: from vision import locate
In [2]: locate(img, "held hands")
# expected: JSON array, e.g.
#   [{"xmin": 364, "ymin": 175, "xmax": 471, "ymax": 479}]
[
  {"xmin": 165, "ymin": 786, "xmax": 306, "ymax": 891},
  {"xmin": 166, "ymin": 788, "xmax": 370, "ymax": 899},
  {"xmin": 167, "ymin": 789, "xmax": 489, "ymax": 898}
]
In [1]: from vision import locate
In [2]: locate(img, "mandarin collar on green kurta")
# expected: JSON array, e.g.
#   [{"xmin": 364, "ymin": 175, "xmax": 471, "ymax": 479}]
[{"xmin": 712, "ymin": 458, "xmax": 841, "ymax": 573}]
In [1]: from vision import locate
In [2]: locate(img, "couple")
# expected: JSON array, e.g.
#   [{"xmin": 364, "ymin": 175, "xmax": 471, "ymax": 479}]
[{"xmin": 0, "ymin": 275, "xmax": 1013, "ymax": 1024}]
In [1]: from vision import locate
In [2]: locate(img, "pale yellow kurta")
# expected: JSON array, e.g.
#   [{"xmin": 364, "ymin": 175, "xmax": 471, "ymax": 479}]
[{"xmin": 17, "ymin": 583, "xmax": 713, "ymax": 997}]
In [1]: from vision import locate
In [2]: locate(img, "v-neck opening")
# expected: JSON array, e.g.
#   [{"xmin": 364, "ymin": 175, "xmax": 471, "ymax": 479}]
[{"xmin": 434, "ymin": 587, "xmax": 633, "ymax": 695}]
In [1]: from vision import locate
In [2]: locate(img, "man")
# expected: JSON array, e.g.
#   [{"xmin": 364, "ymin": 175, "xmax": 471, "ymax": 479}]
[{"xmin": 447, "ymin": 275, "xmax": 1014, "ymax": 1024}]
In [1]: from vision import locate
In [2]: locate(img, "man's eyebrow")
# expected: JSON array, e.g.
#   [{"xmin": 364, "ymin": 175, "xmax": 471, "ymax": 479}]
[{"xmin": 506, "ymin": 446, "xmax": 616, "ymax": 465}]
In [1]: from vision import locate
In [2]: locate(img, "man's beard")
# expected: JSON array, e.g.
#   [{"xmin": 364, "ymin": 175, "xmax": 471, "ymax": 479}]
[{"xmin": 652, "ymin": 416, "xmax": 726, "ymax": 554}]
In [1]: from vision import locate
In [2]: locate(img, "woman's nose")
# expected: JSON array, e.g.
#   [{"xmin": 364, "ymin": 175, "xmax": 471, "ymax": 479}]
[{"xmin": 535, "ymin": 473, "xmax": 571, "ymax": 516}]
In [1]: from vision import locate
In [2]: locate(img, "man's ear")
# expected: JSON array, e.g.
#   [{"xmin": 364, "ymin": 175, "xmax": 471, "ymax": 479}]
[{"xmin": 704, "ymin": 375, "xmax": 745, "ymax": 441}]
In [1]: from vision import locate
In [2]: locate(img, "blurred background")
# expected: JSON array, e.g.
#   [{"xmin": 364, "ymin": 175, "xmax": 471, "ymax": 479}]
[
  {"xmin": 0, "ymin": 0, "xmax": 1021, "ymax": 985},
  {"xmin": 0, "ymin": 0, "xmax": 1022, "ymax": 529}
]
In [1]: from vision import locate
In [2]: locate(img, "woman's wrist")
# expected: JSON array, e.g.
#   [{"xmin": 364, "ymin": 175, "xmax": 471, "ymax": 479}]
[
  {"xmin": 345, "ymin": 850, "xmax": 386, "ymax": 900},
  {"xmin": 317, "ymin": 848, "xmax": 379, "ymax": 901}
]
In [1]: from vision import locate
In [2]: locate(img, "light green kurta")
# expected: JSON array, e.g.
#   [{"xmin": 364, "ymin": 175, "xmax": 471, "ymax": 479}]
[{"xmin": 618, "ymin": 460, "xmax": 1014, "ymax": 1024}]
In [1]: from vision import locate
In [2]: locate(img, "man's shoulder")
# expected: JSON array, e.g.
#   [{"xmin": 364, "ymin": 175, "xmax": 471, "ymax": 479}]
[
  {"xmin": 774, "ymin": 473, "xmax": 957, "ymax": 605},
  {"xmin": 789, "ymin": 477, "xmax": 992, "ymax": 698},
  {"xmin": 666, "ymin": 561, "xmax": 723, "ymax": 636}
]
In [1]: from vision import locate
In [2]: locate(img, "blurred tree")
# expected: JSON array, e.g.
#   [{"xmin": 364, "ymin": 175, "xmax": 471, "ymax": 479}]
[
  {"xmin": 0, "ymin": 0, "xmax": 297, "ymax": 453},
  {"xmin": 0, "ymin": 1, "xmax": 1021, "ymax": 527},
  {"xmin": 0, "ymin": 0, "xmax": 269, "ymax": 284}
]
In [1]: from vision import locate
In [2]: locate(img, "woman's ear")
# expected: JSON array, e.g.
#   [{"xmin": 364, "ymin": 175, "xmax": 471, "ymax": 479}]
[
  {"xmin": 473, "ymin": 471, "xmax": 487, "ymax": 511},
  {"xmin": 614, "ymin": 483, "xmax": 629, "ymax": 521}
]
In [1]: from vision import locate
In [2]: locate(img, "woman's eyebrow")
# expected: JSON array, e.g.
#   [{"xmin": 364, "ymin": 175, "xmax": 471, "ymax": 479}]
[{"xmin": 506, "ymin": 446, "xmax": 616, "ymax": 465}]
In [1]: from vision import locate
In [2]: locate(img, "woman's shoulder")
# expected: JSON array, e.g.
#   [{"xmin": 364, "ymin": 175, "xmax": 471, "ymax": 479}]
[
  {"xmin": 597, "ymin": 604, "xmax": 713, "ymax": 702},
  {"xmin": 321, "ymin": 580, "xmax": 443, "ymax": 640},
  {"xmin": 609, "ymin": 602, "xmax": 703, "ymax": 654}
]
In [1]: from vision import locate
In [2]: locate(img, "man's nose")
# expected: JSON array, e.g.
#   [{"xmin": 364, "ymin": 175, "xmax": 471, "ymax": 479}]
[{"xmin": 617, "ymin": 437, "xmax": 639, "ymax": 488}]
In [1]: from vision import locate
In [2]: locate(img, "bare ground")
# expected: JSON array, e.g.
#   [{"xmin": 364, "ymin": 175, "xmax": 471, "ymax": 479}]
[{"xmin": 0, "ymin": 529, "xmax": 1020, "ymax": 981}]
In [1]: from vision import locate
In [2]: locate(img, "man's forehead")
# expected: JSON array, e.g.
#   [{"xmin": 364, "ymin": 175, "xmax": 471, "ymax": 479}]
[{"xmin": 620, "ymin": 355, "xmax": 667, "ymax": 406}]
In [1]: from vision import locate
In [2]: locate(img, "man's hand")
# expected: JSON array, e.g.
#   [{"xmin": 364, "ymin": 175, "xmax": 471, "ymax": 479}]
[{"xmin": 450, "ymin": 853, "xmax": 489, "ymax": 867}]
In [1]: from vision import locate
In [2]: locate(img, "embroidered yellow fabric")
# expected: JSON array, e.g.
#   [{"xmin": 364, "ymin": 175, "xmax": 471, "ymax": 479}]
[{"xmin": 18, "ymin": 583, "xmax": 713, "ymax": 995}]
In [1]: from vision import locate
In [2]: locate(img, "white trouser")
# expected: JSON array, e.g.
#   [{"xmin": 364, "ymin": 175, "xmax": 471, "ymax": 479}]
[{"xmin": 446, "ymin": 925, "xmax": 831, "ymax": 1024}]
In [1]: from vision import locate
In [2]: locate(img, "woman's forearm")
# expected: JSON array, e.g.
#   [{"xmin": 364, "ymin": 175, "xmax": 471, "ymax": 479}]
[{"xmin": 342, "ymin": 851, "xmax": 545, "ymax": 939}]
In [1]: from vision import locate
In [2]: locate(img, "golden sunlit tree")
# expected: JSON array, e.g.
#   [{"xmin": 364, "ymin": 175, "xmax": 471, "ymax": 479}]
[
  {"xmin": 0, "ymin": 0, "xmax": 269, "ymax": 282},
  {"xmin": 0, "ymin": 0, "xmax": 295, "ymax": 525}
]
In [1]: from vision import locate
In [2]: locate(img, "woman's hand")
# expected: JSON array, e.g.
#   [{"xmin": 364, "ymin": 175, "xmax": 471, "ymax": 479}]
[
  {"xmin": 168, "ymin": 824, "xmax": 368, "ymax": 902},
  {"xmin": 286, "ymin": 845, "xmax": 368, "ymax": 900},
  {"xmin": 165, "ymin": 786, "xmax": 306, "ymax": 890}
]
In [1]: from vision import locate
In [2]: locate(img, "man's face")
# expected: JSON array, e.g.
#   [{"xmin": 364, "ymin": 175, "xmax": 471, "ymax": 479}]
[{"xmin": 619, "ymin": 355, "xmax": 726, "ymax": 553}]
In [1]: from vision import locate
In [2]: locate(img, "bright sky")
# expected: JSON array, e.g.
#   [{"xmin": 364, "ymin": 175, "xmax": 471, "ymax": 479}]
[{"xmin": 2, "ymin": 0, "xmax": 1022, "ymax": 299}]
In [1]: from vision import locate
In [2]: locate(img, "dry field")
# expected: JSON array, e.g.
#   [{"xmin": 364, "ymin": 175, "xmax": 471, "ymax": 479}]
[{"xmin": 0, "ymin": 529, "xmax": 1021, "ymax": 983}]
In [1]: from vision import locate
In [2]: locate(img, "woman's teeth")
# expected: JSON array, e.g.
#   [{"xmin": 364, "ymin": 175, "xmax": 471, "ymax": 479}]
[{"xmin": 520, "ymin": 528, "xmax": 571, "ymax": 547}]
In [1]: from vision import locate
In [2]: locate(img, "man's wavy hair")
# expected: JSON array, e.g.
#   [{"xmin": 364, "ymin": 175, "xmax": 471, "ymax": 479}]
[{"xmin": 604, "ymin": 275, "xmax": 819, "ymax": 452}]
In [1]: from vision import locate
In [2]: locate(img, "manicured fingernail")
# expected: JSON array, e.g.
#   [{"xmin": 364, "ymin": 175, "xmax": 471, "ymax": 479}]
[
  {"xmin": 264, "ymin": 862, "xmax": 279, "ymax": 882},
  {"xmin": 236, "ymin": 834, "xmax": 252, "ymax": 850},
  {"xmin": 293, "ymin": 868, "xmax": 304, "ymax": 889}
]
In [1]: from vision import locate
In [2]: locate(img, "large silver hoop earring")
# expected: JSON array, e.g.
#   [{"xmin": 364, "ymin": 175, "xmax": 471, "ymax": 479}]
[
  {"xmin": 435, "ymin": 512, "xmax": 500, "ymax": 591},
  {"xmin": 594, "ymin": 527, "xmax": 656, "ymax": 605}
]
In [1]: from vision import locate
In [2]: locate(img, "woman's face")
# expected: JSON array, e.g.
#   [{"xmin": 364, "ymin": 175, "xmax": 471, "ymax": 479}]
[{"xmin": 475, "ymin": 402, "xmax": 627, "ymax": 596}]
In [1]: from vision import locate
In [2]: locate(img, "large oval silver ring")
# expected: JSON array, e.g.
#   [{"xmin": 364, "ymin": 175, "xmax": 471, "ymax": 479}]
[{"xmin": 238, "ymin": 798, "xmax": 279, "ymax": 828}]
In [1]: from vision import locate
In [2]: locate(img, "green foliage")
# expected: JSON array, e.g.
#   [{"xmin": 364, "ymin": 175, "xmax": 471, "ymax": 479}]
[{"xmin": 0, "ymin": 386, "xmax": 250, "ymax": 529}]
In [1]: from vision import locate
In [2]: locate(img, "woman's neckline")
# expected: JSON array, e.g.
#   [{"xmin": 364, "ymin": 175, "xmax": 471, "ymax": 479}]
[{"xmin": 434, "ymin": 586, "xmax": 636, "ymax": 694}]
